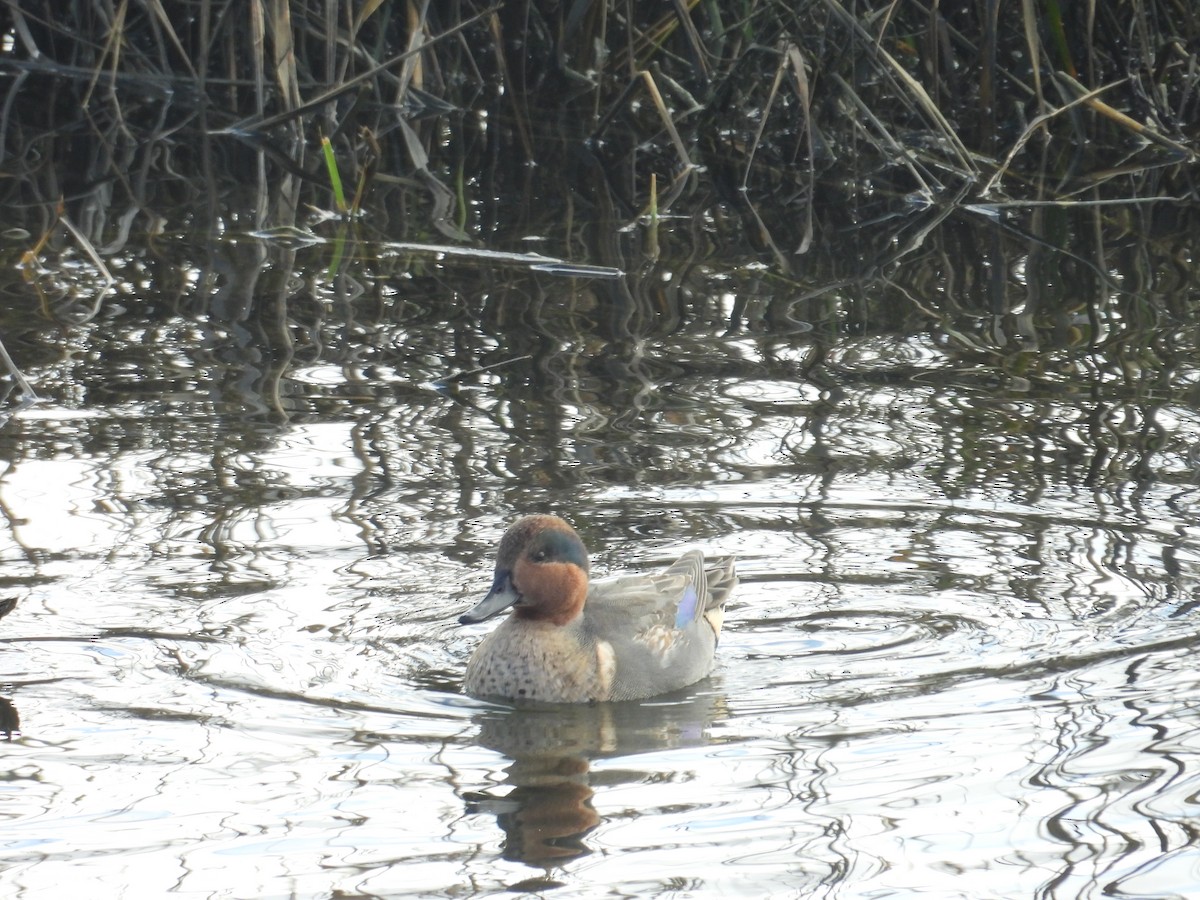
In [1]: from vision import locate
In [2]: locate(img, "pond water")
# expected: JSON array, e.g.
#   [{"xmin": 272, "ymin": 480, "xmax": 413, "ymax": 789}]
[{"xmin": 1, "ymin": 203, "xmax": 1199, "ymax": 899}]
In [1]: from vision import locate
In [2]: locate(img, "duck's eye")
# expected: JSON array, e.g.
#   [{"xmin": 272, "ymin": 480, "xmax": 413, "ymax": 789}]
[{"xmin": 531, "ymin": 550, "xmax": 548, "ymax": 562}]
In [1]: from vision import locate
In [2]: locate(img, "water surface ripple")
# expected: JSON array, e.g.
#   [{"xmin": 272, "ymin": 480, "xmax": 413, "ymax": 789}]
[{"xmin": 2, "ymin": 224, "xmax": 1200, "ymax": 899}]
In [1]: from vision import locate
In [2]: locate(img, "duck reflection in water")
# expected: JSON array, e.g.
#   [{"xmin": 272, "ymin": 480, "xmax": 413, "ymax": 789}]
[
  {"xmin": 464, "ymin": 747, "xmax": 599, "ymax": 864},
  {"xmin": 463, "ymin": 691, "xmax": 728, "ymax": 867}
]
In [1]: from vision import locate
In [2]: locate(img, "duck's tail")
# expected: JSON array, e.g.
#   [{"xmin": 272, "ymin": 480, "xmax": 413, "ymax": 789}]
[{"xmin": 702, "ymin": 556, "xmax": 737, "ymax": 640}]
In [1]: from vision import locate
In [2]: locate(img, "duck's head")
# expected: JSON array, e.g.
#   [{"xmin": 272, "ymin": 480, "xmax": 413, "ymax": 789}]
[{"xmin": 459, "ymin": 515, "xmax": 591, "ymax": 626}]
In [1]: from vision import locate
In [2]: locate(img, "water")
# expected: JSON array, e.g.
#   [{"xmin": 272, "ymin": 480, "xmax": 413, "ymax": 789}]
[{"xmin": 2, "ymin": 210, "xmax": 1200, "ymax": 899}]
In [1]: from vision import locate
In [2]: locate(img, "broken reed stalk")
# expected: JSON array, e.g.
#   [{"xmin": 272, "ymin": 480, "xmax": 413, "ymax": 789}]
[
  {"xmin": 981, "ymin": 79, "xmax": 1126, "ymax": 196},
  {"xmin": 0, "ymin": 331, "xmax": 39, "ymax": 411}
]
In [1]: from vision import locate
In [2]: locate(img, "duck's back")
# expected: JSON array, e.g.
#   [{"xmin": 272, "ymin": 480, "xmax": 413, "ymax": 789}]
[{"xmin": 582, "ymin": 551, "xmax": 737, "ymax": 701}]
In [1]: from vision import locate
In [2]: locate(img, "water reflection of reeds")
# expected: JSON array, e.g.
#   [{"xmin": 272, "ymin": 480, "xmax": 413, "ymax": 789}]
[{"xmin": 1, "ymin": 193, "xmax": 1197, "ymax": 519}]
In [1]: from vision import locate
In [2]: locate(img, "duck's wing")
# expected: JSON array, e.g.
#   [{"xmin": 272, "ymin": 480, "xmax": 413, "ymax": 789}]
[{"xmin": 586, "ymin": 551, "xmax": 736, "ymax": 638}]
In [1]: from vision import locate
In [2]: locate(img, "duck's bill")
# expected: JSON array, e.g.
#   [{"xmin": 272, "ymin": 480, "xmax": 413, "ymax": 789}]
[{"xmin": 458, "ymin": 571, "xmax": 521, "ymax": 624}]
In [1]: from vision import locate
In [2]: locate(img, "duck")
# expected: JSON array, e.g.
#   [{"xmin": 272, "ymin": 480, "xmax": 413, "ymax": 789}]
[{"xmin": 459, "ymin": 514, "xmax": 736, "ymax": 703}]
